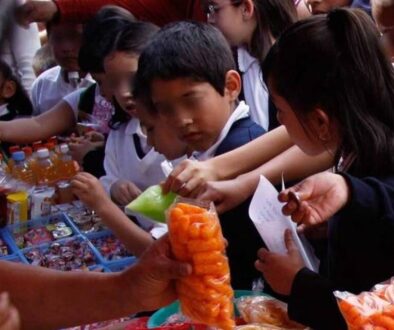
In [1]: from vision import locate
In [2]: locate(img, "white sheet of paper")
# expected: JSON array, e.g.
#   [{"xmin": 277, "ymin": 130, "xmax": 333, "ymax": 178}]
[{"xmin": 249, "ymin": 175, "xmax": 319, "ymax": 271}]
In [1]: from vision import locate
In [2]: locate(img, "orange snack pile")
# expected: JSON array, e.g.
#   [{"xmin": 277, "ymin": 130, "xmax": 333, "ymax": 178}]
[
  {"xmin": 168, "ymin": 202, "xmax": 235, "ymax": 330},
  {"xmin": 335, "ymin": 278, "xmax": 394, "ymax": 330}
]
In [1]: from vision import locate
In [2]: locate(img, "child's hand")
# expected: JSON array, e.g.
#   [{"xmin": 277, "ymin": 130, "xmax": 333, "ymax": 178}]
[
  {"xmin": 84, "ymin": 131, "xmax": 105, "ymax": 142},
  {"xmin": 255, "ymin": 230, "xmax": 305, "ymax": 296},
  {"xmin": 162, "ymin": 159, "xmax": 217, "ymax": 197},
  {"xmin": 110, "ymin": 180, "xmax": 142, "ymax": 206},
  {"xmin": 71, "ymin": 172, "xmax": 110, "ymax": 211},
  {"xmin": 0, "ymin": 292, "xmax": 20, "ymax": 330},
  {"xmin": 69, "ymin": 139, "xmax": 105, "ymax": 165},
  {"xmin": 197, "ymin": 177, "xmax": 254, "ymax": 214},
  {"xmin": 278, "ymin": 172, "xmax": 350, "ymax": 232}
]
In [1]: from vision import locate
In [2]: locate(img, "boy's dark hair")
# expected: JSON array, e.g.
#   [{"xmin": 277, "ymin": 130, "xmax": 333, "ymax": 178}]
[
  {"xmin": 78, "ymin": 6, "xmax": 136, "ymax": 73},
  {"xmin": 0, "ymin": 59, "xmax": 33, "ymax": 117},
  {"xmin": 263, "ymin": 8, "xmax": 394, "ymax": 176},
  {"xmin": 133, "ymin": 21, "xmax": 236, "ymax": 105},
  {"xmin": 107, "ymin": 21, "xmax": 159, "ymax": 129}
]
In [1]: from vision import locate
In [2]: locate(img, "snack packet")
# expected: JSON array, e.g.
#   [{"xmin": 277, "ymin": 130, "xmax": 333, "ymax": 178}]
[
  {"xmin": 235, "ymin": 296, "xmax": 307, "ymax": 330},
  {"xmin": 167, "ymin": 199, "xmax": 235, "ymax": 330},
  {"xmin": 335, "ymin": 277, "xmax": 394, "ymax": 330},
  {"xmin": 125, "ymin": 185, "xmax": 176, "ymax": 223}
]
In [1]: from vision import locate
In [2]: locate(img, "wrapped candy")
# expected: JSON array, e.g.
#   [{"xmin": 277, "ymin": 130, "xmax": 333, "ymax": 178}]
[
  {"xmin": 90, "ymin": 235, "xmax": 131, "ymax": 261},
  {"xmin": 335, "ymin": 278, "xmax": 394, "ymax": 330},
  {"xmin": 167, "ymin": 200, "xmax": 235, "ymax": 330}
]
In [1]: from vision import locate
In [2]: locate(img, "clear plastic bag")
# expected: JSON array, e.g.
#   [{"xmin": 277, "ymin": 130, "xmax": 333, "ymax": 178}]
[
  {"xmin": 125, "ymin": 185, "xmax": 176, "ymax": 223},
  {"xmin": 334, "ymin": 277, "xmax": 394, "ymax": 330},
  {"xmin": 235, "ymin": 296, "xmax": 307, "ymax": 330},
  {"xmin": 167, "ymin": 198, "xmax": 235, "ymax": 330}
]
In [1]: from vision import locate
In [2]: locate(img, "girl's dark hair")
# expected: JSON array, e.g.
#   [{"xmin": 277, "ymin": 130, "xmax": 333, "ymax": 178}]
[
  {"xmin": 0, "ymin": 59, "xmax": 33, "ymax": 117},
  {"xmin": 263, "ymin": 8, "xmax": 394, "ymax": 177},
  {"xmin": 231, "ymin": 0, "xmax": 297, "ymax": 62},
  {"xmin": 107, "ymin": 21, "xmax": 159, "ymax": 129},
  {"xmin": 78, "ymin": 5, "xmax": 136, "ymax": 73}
]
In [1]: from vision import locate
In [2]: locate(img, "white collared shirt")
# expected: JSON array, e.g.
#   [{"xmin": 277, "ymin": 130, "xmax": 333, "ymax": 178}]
[
  {"xmin": 238, "ymin": 47, "xmax": 270, "ymax": 131},
  {"xmin": 192, "ymin": 101, "xmax": 250, "ymax": 161},
  {"xmin": 31, "ymin": 66, "xmax": 95, "ymax": 115},
  {"xmin": 0, "ymin": 104, "xmax": 9, "ymax": 118}
]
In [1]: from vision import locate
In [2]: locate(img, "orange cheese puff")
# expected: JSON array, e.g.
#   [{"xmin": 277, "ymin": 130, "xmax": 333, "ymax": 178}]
[
  {"xmin": 187, "ymin": 238, "xmax": 225, "ymax": 253},
  {"xmin": 188, "ymin": 222, "xmax": 201, "ymax": 239},
  {"xmin": 177, "ymin": 203, "xmax": 205, "ymax": 214},
  {"xmin": 200, "ymin": 222, "xmax": 220, "ymax": 239},
  {"xmin": 194, "ymin": 260, "xmax": 230, "ymax": 277},
  {"xmin": 383, "ymin": 305, "xmax": 394, "ymax": 318},
  {"xmin": 370, "ymin": 313, "xmax": 394, "ymax": 329},
  {"xmin": 193, "ymin": 250, "xmax": 224, "ymax": 265}
]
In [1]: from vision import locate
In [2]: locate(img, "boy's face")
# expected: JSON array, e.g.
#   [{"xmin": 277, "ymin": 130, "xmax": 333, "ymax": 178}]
[
  {"xmin": 136, "ymin": 101, "xmax": 188, "ymax": 160},
  {"xmin": 151, "ymin": 75, "xmax": 239, "ymax": 152},
  {"xmin": 48, "ymin": 23, "xmax": 83, "ymax": 71},
  {"xmin": 104, "ymin": 51, "xmax": 138, "ymax": 116}
]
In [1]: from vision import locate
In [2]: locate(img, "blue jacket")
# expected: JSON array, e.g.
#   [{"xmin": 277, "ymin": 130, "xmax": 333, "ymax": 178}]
[
  {"xmin": 215, "ymin": 117, "xmax": 267, "ymax": 290},
  {"xmin": 288, "ymin": 173, "xmax": 394, "ymax": 329}
]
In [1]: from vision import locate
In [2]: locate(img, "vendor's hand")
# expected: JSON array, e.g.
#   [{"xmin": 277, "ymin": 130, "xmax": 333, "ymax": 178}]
[
  {"xmin": 69, "ymin": 139, "xmax": 104, "ymax": 165},
  {"xmin": 71, "ymin": 172, "xmax": 110, "ymax": 211},
  {"xmin": 162, "ymin": 159, "xmax": 217, "ymax": 198},
  {"xmin": 123, "ymin": 235, "xmax": 192, "ymax": 311},
  {"xmin": 15, "ymin": 1, "xmax": 58, "ymax": 28},
  {"xmin": 198, "ymin": 176, "xmax": 254, "ymax": 214},
  {"xmin": 110, "ymin": 180, "xmax": 142, "ymax": 206},
  {"xmin": 255, "ymin": 230, "xmax": 305, "ymax": 296},
  {"xmin": 0, "ymin": 293, "xmax": 20, "ymax": 330},
  {"xmin": 278, "ymin": 172, "xmax": 350, "ymax": 232}
]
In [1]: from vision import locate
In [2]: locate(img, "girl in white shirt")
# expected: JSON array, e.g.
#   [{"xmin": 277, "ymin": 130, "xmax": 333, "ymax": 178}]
[{"xmin": 203, "ymin": 0, "xmax": 298, "ymax": 130}]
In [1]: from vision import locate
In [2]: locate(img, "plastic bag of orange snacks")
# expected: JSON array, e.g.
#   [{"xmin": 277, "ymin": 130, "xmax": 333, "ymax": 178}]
[
  {"xmin": 167, "ymin": 199, "xmax": 235, "ymax": 330},
  {"xmin": 335, "ymin": 277, "xmax": 394, "ymax": 330}
]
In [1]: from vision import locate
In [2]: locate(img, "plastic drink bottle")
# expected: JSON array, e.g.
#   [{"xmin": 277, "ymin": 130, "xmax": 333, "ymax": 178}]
[
  {"xmin": 57, "ymin": 144, "xmax": 77, "ymax": 180},
  {"xmin": 11, "ymin": 151, "xmax": 35, "ymax": 185},
  {"xmin": 35, "ymin": 148, "xmax": 57, "ymax": 186}
]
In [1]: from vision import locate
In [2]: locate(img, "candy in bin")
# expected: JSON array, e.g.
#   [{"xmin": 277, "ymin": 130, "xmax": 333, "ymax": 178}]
[
  {"xmin": 91, "ymin": 235, "xmax": 131, "ymax": 261},
  {"xmin": 0, "ymin": 238, "xmax": 9, "ymax": 256},
  {"xmin": 15, "ymin": 227, "xmax": 53, "ymax": 248}
]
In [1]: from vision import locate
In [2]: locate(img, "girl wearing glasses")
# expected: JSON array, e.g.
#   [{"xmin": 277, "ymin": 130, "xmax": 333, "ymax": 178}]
[{"xmin": 203, "ymin": 0, "xmax": 297, "ymax": 131}]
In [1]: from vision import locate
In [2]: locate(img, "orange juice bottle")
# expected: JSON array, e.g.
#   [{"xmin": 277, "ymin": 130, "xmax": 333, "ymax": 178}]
[
  {"xmin": 11, "ymin": 151, "xmax": 35, "ymax": 185},
  {"xmin": 22, "ymin": 146, "xmax": 37, "ymax": 175},
  {"xmin": 35, "ymin": 148, "xmax": 58, "ymax": 186},
  {"xmin": 57, "ymin": 144, "xmax": 77, "ymax": 180},
  {"xmin": 7, "ymin": 146, "xmax": 20, "ymax": 174},
  {"xmin": 45, "ymin": 142, "xmax": 59, "ymax": 166}
]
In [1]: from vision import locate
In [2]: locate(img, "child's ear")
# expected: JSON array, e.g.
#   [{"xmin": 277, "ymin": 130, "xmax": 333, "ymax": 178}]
[
  {"xmin": 241, "ymin": 0, "xmax": 255, "ymax": 20},
  {"xmin": 1, "ymin": 80, "xmax": 16, "ymax": 99},
  {"xmin": 308, "ymin": 108, "xmax": 334, "ymax": 144},
  {"xmin": 224, "ymin": 70, "xmax": 242, "ymax": 101}
]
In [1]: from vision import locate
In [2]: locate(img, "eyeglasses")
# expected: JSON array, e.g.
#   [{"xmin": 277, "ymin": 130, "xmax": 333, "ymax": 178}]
[{"xmin": 203, "ymin": 1, "xmax": 242, "ymax": 21}]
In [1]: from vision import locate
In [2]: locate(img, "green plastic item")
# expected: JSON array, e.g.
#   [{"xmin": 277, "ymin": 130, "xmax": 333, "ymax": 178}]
[{"xmin": 125, "ymin": 185, "xmax": 176, "ymax": 223}]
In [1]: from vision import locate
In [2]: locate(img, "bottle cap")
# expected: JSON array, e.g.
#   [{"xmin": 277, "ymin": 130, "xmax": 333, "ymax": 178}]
[
  {"xmin": 22, "ymin": 147, "xmax": 33, "ymax": 156},
  {"xmin": 37, "ymin": 148, "xmax": 50, "ymax": 159},
  {"xmin": 12, "ymin": 151, "xmax": 26, "ymax": 162},
  {"xmin": 8, "ymin": 146, "xmax": 20, "ymax": 154},
  {"xmin": 59, "ymin": 144, "xmax": 69, "ymax": 154}
]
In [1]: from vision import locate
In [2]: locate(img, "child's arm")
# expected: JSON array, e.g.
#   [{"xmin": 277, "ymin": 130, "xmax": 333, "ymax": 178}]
[
  {"xmin": 0, "ymin": 100, "xmax": 76, "ymax": 144},
  {"xmin": 71, "ymin": 173, "xmax": 153, "ymax": 257},
  {"xmin": 163, "ymin": 126, "xmax": 293, "ymax": 194}
]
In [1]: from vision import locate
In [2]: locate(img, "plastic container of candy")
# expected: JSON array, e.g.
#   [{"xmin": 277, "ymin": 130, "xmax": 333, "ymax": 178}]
[
  {"xmin": 0, "ymin": 229, "xmax": 18, "ymax": 257},
  {"xmin": 105, "ymin": 258, "xmax": 136, "ymax": 272},
  {"xmin": 65, "ymin": 208, "xmax": 107, "ymax": 235},
  {"xmin": 86, "ymin": 230, "xmax": 134, "ymax": 264},
  {"xmin": 22, "ymin": 236, "xmax": 100, "ymax": 271},
  {"xmin": 6, "ymin": 213, "xmax": 76, "ymax": 249}
]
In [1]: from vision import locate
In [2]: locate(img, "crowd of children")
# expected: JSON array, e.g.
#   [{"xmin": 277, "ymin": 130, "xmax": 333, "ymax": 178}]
[{"xmin": 0, "ymin": 0, "xmax": 393, "ymax": 329}]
